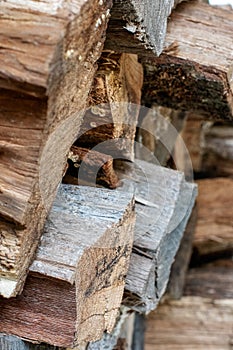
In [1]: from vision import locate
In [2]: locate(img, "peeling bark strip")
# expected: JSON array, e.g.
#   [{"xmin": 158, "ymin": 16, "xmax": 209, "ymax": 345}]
[
  {"xmin": 0, "ymin": 185, "xmax": 135, "ymax": 347},
  {"xmin": 142, "ymin": 2, "xmax": 233, "ymax": 121},
  {"xmin": 76, "ymin": 52, "xmax": 143, "ymax": 161},
  {"xmin": 105, "ymin": 0, "xmax": 186, "ymax": 55},
  {"xmin": 120, "ymin": 160, "xmax": 197, "ymax": 313},
  {"xmin": 0, "ymin": 0, "xmax": 112, "ymax": 297}
]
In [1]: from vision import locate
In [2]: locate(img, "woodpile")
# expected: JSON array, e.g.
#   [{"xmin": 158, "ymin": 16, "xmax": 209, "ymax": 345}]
[{"xmin": 0, "ymin": 0, "xmax": 232, "ymax": 349}]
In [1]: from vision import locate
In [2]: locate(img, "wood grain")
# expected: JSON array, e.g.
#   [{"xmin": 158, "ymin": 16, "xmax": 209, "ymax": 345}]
[
  {"xmin": 143, "ymin": 1, "xmax": 233, "ymax": 121},
  {"xmin": 0, "ymin": 185, "xmax": 135, "ymax": 347},
  {"xmin": 0, "ymin": 0, "xmax": 112, "ymax": 297}
]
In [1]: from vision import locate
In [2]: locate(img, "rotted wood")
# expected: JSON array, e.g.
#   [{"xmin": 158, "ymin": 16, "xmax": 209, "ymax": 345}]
[
  {"xmin": 63, "ymin": 146, "xmax": 119, "ymax": 188},
  {"xmin": 120, "ymin": 160, "xmax": 197, "ymax": 313},
  {"xmin": 166, "ymin": 205, "xmax": 197, "ymax": 300},
  {"xmin": 142, "ymin": 1, "xmax": 233, "ymax": 121},
  {"xmin": 0, "ymin": 185, "xmax": 135, "ymax": 347},
  {"xmin": 192, "ymin": 178, "xmax": 233, "ymax": 262},
  {"xmin": 0, "ymin": 0, "xmax": 112, "ymax": 297},
  {"xmin": 105, "ymin": 0, "xmax": 186, "ymax": 56},
  {"xmin": 145, "ymin": 259, "xmax": 233, "ymax": 350},
  {"xmin": 76, "ymin": 51, "xmax": 143, "ymax": 161},
  {"xmin": 201, "ymin": 123, "xmax": 233, "ymax": 177}
]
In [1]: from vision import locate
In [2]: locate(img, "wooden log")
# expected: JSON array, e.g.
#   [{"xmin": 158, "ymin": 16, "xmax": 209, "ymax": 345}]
[
  {"xmin": 121, "ymin": 160, "xmax": 197, "ymax": 312},
  {"xmin": 0, "ymin": 0, "xmax": 112, "ymax": 297},
  {"xmin": 142, "ymin": 1, "xmax": 233, "ymax": 121},
  {"xmin": 202, "ymin": 123, "xmax": 233, "ymax": 177},
  {"xmin": 76, "ymin": 51, "xmax": 143, "ymax": 161},
  {"xmin": 105, "ymin": 0, "xmax": 186, "ymax": 56},
  {"xmin": 63, "ymin": 146, "xmax": 119, "ymax": 189},
  {"xmin": 166, "ymin": 205, "xmax": 197, "ymax": 300},
  {"xmin": 135, "ymin": 104, "xmax": 186, "ymax": 166},
  {"xmin": 0, "ymin": 185, "xmax": 135, "ymax": 347},
  {"xmin": 193, "ymin": 178, "xmax": 233, "ymax": 262},
  {"xmin": 145, "ymin": 260, "xmax": 233, "ymax": 350},
  {"xmin": 0, "ymin": 335, "xmax": 63, "ymax": 350},
  {"xmin": 87, "ymin": 307, "xmax": 134, "ymax": 350},
  {"xmin": 184, "ymin": 259, "xmax": 233, "ymax": 300}
]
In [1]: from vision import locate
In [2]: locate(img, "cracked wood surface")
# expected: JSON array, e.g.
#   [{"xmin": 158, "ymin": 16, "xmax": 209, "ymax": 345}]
[
  {"xmin": 118, "ymin": 160, "xmax": 197, "ymax": 313},
  {"xmin": 0, "ymin": 0, "xmax": 112, "ymax": 297},
  {"xmin": 142, "ymin": 1, "xmax": 233, "ymax": 121},
  {"xmin": 0, "ymin": 185, "xmax": 135, "ymax": 347},
  {"xmin": 105, "ymin": 0, "xmax": 186, "ymax": 55}
]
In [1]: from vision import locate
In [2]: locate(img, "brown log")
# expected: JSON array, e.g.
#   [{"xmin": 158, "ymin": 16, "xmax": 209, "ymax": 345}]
[
  {"xmin": 76, "ymin": 51, "xmax": 143, "ymax": 161},
  {"xmin": 202, "ymin": 123, "xmax": 233, "ymax": 177},
  {"xmin": 193, "ymin": 178, "xmax": 233, "ymax": 260},
  {"xmin": 0, "ymin": 0, "xmax": 112, "ymax": 297},
  {"xmin": 0, "ymin": 184, "xmax": 135, "ymax": 347},
  {"xmin": 142, "ymin": 1, "xmax": 233, "ymax": 121},
  {"xmin": 145, "ymin": 260, "xmax": 233, "ymax": 350}
]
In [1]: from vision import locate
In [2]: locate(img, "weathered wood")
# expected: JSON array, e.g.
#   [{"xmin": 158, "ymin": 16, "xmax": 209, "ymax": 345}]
[
  {"xmin": 145, "ymin": 297, "xmax": 233, "ymax": 350},
  {"xmin": 121, "ymin": 160, "xmax": 197, "ymax": 312},
  {"xmin": 184, "ymin": 259, "xmax": 233, "ymax": 300},
  {"xmin": 87, "ymin": 307, "xmax": 133, "ymax": 350},
  {"xmin": 63, "ymin": 146, "xmax": 119, "ymax": 188},
  {"xmin": 76, "ymin": 51, "xmax": 143, "ymax": 161},
  {"xmin": 193, "ymin": 178, "xmax": 233, "ymax": 260},
  {"xmin": 202, "ymin": 123, "xmax": 233, "ymax": 177},
  {"xmin": 131, "ymin": 313, "xmax": 146, "ymax": 350},
  {"xmin": 105, "ymin": 0, "xmax": 186, "ymax": 55},
  {"xmin": 0, "ymin": 185, "xmax": 135, "ymax": 347},
  {"xmin": 142, "ymin": 1, "xmax": 233, "ymax": 121},
  {"xmin": 166, "ymin": 206, "xmax": 197, "ymax": 300},
  {"xmin": 0, "ymin": 335, "xmax": 63, "ymax": 350},
  {"xmin": 145, "ymin": 259, "xmax": 233, "ymax": 350},
  {"xmin": 0, "ymin": 0, "xmax": 112, "ymax": 297}
]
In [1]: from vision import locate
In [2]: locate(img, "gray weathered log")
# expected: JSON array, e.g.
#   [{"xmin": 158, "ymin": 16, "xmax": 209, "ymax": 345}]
[
  {"xmin": 142, "ymin": 1, "xmax": 233, "ymax": 121},
  {"xmin": 121, "ymin": 160, "xmax": 197, "ymax": 312},
  {"xmin": 0, "ymin": 185, "xmax": 135, "ymax": 347},
  {"xmin": 0, "ymin": 335, "xmax": 63, "ymax": 350},
  {"xmin": 105, "ymin": 0, "xmax": 186, "ymax": 55}
]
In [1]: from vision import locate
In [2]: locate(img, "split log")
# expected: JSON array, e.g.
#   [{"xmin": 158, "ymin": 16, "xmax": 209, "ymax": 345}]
[
  {"xmin": 145, "ymin": 261, "xmax": 233, "ymax": 350},
  {"xmin": 202, "ymin": 123, "xmax": 233, "ymax": 177},
  {"xmin": 76, "ymin": 51, "xmax": 143, "ymax": 161},
  {"xmin": 121, "ymin": 160, "xmax": 197, "ymax": 312},
  {"xmin": 184, "ymin": 259, "xmax": 233, "ymax": 300},
  {"xmin": 105, "ymin": 0, "xmax": 186, "ymax": 55},
  {"xmin": 0, "ymin": 0, "xmax": 112, "ymax": 297},
  {"xmin": 63, "ymin": 146, "xmax": 119, "ymax": 189},
  {"xmin": 87, "ymin": 307, "xmax": 134, "ymax": 350},
  {"xmin": 166, "ymin": 206, "xmax": 197, "ymax": 300},
  {"xmin": 0, "ymin": 335, "xmax": 62, "ymax": 350},
  {"xmin": 0, "ymin": 185, "xmax": 135, "ymax": 347},
  {"xmin": 142, "ymin": 1, "xmax": 233, "ymax": 121},
  {"xmin": 193, "ymin": 178, "xmax": 233, "ymax": 262}
]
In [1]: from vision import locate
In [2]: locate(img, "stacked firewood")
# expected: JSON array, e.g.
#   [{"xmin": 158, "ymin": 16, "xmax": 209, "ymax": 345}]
[{"xmin": 0, "ymin": 1, "xmax": 232, "ymax": 349}]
